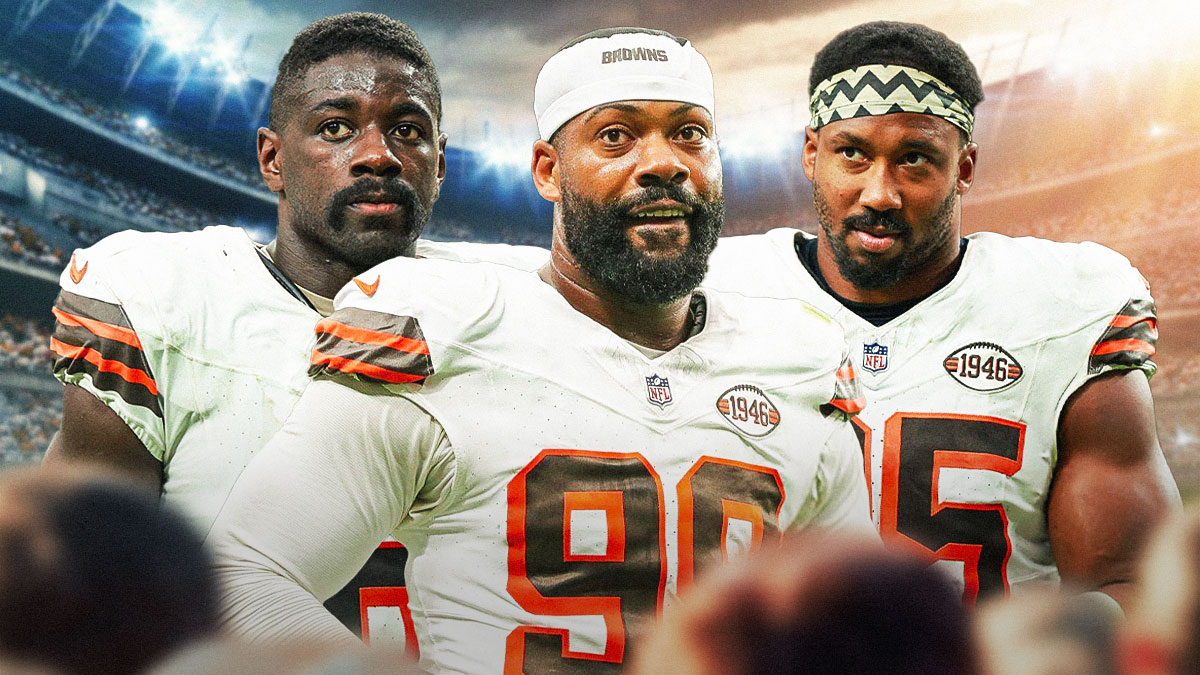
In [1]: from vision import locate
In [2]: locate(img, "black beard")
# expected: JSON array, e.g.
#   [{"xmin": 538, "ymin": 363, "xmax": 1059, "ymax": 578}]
[
  {"xmin": 291, "ymin": 177, "xmax": 431, "ymax": 271},
  {"xmin": 816, "ymin": 186, "xmax": 956, "ymax": 291},
  {"xmin": 560, "ymin": 183, "xmax": 724, "ymax": 305}
]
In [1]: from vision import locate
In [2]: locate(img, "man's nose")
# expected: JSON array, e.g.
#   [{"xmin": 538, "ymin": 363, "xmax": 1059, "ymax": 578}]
[{"xmin": 351, "ymin": 127, "xmax": 402, "ymax": 177}]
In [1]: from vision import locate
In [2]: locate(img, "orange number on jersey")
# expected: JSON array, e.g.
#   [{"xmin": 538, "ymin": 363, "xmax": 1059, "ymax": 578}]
[
  {"xmin": 504, "ymin": 450, "xmax": 784, "ymax": 674},
  {"xmin": 865, "ymin": 413, "xmax": 1026, "ymax": 605}
]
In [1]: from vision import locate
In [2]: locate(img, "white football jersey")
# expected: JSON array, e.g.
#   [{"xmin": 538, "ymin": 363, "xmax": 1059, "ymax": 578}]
[
  {"xmin": 50, "ymin": 225, "xmax": 548, "ymax": 537},
  {"xmin": 212, "ymin": 256, "xmax": 871, "ymax": 673},
  {"xmin": 705, "ymin": 228, "xmax": 1158, "ymax": 603}
]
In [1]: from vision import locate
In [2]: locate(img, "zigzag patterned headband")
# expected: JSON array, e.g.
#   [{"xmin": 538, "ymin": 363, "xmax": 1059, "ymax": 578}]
[{"xmin": 809, "ymin": 64, "xmax": 974, "ymax": 138}]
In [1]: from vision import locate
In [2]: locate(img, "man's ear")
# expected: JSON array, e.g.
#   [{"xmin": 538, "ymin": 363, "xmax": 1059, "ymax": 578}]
[
  {"xmin": 437, "ymin": 132, "xmax": 448, "ymax": 185},
  {"xmin": 257, "ymin": 127, "xmax": 283, "ymax": 194},
  {"xmin": 802, "ymin": 127, "xmax": 819, "ymax": 182},
  {"xmin": 532, "ymin": 139, "xmax": 562, "ymax": 203},
  {"xmin": 956, "ymin": 142, "xmax": 978, "ymax": 195}
]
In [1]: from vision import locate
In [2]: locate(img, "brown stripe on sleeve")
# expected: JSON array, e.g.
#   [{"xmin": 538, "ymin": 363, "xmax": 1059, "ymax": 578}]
[
  {"xmin": 54, "ymin": 290, "xmax": 133, "ymax": 329},
  {"xmin": 309, "ymin": 308, "xmax": 434, "ymax": 385},
  {"xmin": 1089, "ymin": 297, "xmax": 1158, "ymax": 374},
  {"xmin": 50, "ymin": 290, "xmax": 161, "ymax": 417}
]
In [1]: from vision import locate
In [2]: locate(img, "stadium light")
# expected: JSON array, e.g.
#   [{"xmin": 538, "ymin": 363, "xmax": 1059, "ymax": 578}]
[
  {"xmin": 134, "ymin": 116, "xmax": 151, "ymax": 131},
  {"xmin": 716, "ymin": 104, "xmax": 802, "ymax": 161},
  {"xmin": 210, "ymin": 38, "xmax": 237, "ymax": 65},
  {"xmin": 148, "ymin": 3, "xmax": 199, "ymax": 55},
  {"xmin": 482, "ymin": 144, "xmax": 530, "ymax": 168}
]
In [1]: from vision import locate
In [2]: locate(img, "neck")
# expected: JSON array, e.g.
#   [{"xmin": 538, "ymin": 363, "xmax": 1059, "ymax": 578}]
[
  {"xmin": 542, "ymin": 233, "xmax": 693, "ymax": 352},
  {"xmin": 817, "ymin": 230, "xmax": 964, "ymax": 305},
  {"xmin": 273, "ymin": 210, "xmax": 414, "ymax": 299}
]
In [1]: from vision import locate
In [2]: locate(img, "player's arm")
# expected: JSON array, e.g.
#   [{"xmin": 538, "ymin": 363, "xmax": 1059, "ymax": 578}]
[
  {"xmin": 44, "ymin": 384, "xmax": 163, "ymax": 494},
  {"xmin": 46, "ymin": 283, "xmax": 166, "ymax": 494},
  {"xmin": 1048, "ymin": 370, "xmax": 1181, "ymax": 610},
  {"xmin": 211, "ymin": 376, "xmax": 452, "ymax": 644}
]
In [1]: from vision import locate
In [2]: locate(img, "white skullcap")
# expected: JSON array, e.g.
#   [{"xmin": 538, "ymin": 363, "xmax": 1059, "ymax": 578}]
[{"xmin": 534, "ymin": 28, "xmax": 715, "ymax": 141}]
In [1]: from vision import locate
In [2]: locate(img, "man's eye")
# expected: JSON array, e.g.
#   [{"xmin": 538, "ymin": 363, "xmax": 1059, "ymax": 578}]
[
  {"xmin": 677, "ymin": 126, "xmax": 707, "ymax": 142},
  {"xmin": 600, "ymin": 128, "xmax": 629, "ymax": 144},
  {"xmin": 901, "ymin": 152, "xmax": 928, "ymax": 166},
  {"xmin": 393, "ymin": 123, "xmax": 423, "ymax": 140},
  {"xmin": 319, "ymin": 121, "xmax": 353, "ymax": 140},
  {"xmin": 838, "ymin": 147, "xmax": 865, "ymax": 161}
]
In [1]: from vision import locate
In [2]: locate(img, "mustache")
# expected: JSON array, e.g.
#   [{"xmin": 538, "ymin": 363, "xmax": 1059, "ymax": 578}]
[
  {"xmin": 328, "ymin": 178, "xmax": 421, "ymax": 214},
  {"xmin": 842, "ymin": 208, "xmax": 912, "ymax": 234},
  {"xmin": 612, "ymin": 184, "xmax": 707, "ymax": 215}
]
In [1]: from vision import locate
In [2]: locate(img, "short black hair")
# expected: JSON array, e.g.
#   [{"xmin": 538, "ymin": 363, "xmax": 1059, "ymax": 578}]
[
  {"xmin": 0, "ymin": 471, "xmax": 218, "ymax": 675},
  {"xmin": 269, "ymin": 12, "xmax": 441, "ymax": 130},
  {"xmin": 810, "ymin": 21, "xmax": 984, "ymax": 114}
]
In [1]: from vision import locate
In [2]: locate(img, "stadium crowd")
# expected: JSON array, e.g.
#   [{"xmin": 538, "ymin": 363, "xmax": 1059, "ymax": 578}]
[
  {"xmin": 0, "ymin": 58, "xmax": 266, "ymax": 190},
  {"xmin": 0, "ymin": 388, "xmax": 58, "ymax": 468},
  {"xmin": 0, "ymin": 315, "xmax": 52, "ymax": 377},
  {"xmin": 1, "ymin": 210, "xmax": 65, "ymax": 270},
  {"xmin": 0, "ymin": 131, "xmax": 217, "ymax": 235}
]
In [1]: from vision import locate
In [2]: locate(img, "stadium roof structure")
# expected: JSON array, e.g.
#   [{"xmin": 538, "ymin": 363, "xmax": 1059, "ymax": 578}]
[{"xmin": 4, "ymin": 0, "xmax": 270, "ymax": 140}]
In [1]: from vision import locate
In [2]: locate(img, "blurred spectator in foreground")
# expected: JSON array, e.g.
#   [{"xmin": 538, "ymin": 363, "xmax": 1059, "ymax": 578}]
[
  {"xmin": 149, "ymin": 639, "xmax": 418, "ymax": 675},
  {"xmin": 633, "ymin": 532, "xmax": 979, "ymax": 675},
  {"xmin": 0, "ymin": 466, "xmax": 218, "ymax": 675},
  {"xmin": 977, "ymin": 588, "xmax": 1122, "ymax": 675},
  {"xmin": 1120, "ymin": 508, "xmax": 1200, "ymax": 675}
]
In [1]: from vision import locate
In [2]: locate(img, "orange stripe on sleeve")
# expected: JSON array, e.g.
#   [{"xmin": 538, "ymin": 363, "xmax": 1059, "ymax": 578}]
[
  {"xmin": 50, "ymin": 338, "xmax": 159, "ymax": 396},
  {"xmin": 1109, "ymin": 314, "xmax": 1156, "ymax": 330},
  {"xmin": 828, "ymin": 396, "xmax": 866, "ymax": 414},
  {"xmin": 51, "ymin": 306, "xmax": 144, "ymax": 349},
  {"xmin": 315, "ymin": 319, "xmax": 430, "ymax": 355},
  {"xmin": 1090, "ymin": 338, "xmax": 1155, "ymax": 357},
  {"xmin": 836, "ymin": 364, "xmax": 858, "ymax": 381},
  {"xmin": 311, "ymin": 349, "xmax": 428, "ymax": 384}
]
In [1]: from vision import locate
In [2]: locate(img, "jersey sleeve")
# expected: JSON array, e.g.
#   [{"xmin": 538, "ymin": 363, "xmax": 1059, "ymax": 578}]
[
  {"xmin": 1087, "ymin": 293, "xmax": 1157, "ymax": 378},
  {"xmin": 310, "ymin": 307, "xmax": 435, "ymax": 386},
  {"xmin": 795, "ymin": 415, "xmax": 875, "ymax": 535},
  {"xmin": 415, "ymin": 238, "xmax": 548, "ymax": 271},
  {"xmin": 821, "ymin": 351, "xmax": 866, "ymax": 417},
  {"xmin": 49, "ymin": 250, "xmax": 167, "ymax": 459},
  {"xmin": 211, "ymin": 376, "xmax": 455, "ymax": 642}
]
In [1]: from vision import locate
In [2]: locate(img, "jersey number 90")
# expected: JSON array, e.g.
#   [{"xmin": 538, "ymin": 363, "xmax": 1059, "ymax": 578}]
[{"xmin": 505, "ymin": 449, "xmax": 784, "ymax": 674}]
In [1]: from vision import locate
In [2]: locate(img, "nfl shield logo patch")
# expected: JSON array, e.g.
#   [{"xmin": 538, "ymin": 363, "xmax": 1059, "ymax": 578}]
[
  {"xmin": 645, "ymin": 374, "xmax": 673, "ymax": 408},
  {"xmin": 862, "ymin": 342, "xmax": 889, "ymax": 373}
]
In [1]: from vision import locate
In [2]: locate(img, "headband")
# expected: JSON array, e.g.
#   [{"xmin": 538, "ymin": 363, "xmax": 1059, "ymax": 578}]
[
  {"xmin": 809, "ymin": 64, "xmax": 974, "ymax": 138},
  {"xmin": 534, "ymin": 29, "xmax": 715, "ymax": 141}
]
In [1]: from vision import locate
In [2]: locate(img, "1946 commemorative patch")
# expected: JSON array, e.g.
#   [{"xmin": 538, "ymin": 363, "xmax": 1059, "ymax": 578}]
[
  {"xmin": 716, "ymin": 384, "xmax": 780, "ymax": 437},
  {"xmin": 943, "ymin": 341, "xmax": 1024, "ymax": 392}
]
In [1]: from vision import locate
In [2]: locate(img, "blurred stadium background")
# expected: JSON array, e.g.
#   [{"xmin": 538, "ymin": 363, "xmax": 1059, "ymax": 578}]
[{"xmin": 1, "ymin": 0, "xmax": 1197, "ymax": 496}]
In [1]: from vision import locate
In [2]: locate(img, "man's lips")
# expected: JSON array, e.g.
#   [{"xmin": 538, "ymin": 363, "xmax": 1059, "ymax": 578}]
[
  {"xmin": 350, "ymin": 202, "xmax": 400, "ymax": 214},
  {"xmin": 626, "ymin": 200, "xmax": 692, "ymax": 225},
  {"xmin": 852, "ymin": 228, "xmax": 900, "ymax": 253}
]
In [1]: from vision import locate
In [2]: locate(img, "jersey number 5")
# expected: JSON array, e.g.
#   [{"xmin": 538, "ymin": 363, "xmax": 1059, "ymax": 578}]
[
  {"xmin": 864, "ymin": 413, "xmax": 1026, "ymax": 605},
  {"xmin": 505, "ymin": 449, "xmax": 784, "ymax": 674}
]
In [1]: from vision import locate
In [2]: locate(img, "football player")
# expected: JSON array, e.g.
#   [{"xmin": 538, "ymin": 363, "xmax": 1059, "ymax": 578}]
[
  {"xmin": 210, "ymin": 28, "xmax": 872, "ymax": 673},
  {"xmin": 704, "ymin": 21, "xmax": 1180, "ymax": 609},
  {"xmin": 44, "ymin": 13, "xmax": 544, "ymax": 639}
]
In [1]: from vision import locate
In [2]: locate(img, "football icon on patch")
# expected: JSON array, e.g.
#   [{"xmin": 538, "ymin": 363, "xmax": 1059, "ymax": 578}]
[
  {"xmin": 943, "ymin": 341, "xmax": 1024, "ymax": 392},
  {"xmin": 645, "ymin": 374, "xmax": 673, "ymax": 408},
  {"xmin": 716, "ymin": 384, "xmax": 780, "ymax": 437},
  {"xmin": 862, "ymin": 342, "xmax": 889, "ymax": 373}
]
